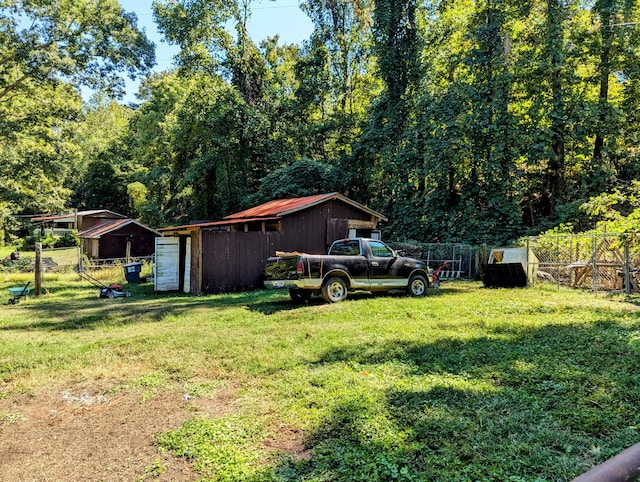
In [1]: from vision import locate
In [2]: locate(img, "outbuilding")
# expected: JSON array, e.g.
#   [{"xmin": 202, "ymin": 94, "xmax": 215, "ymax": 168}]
[
  {"xmin": 31, "ymin": 209, "xmax": 128, "ymax": 236},
  {"xmin": 156, "ymin": 192, "xmax": 387, "ymax": 294},
  {"xmin": 77, "ymin": 218, "xmax": 160, "ymax": 261}
]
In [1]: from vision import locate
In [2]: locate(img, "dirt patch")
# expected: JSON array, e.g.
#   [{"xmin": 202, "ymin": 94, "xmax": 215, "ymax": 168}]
[
  {"xmin": 0, "ymin": 382, "xmax": 232, "ymax": 481},
  {"xmin": 263, "ymin": 426, "xmax": 311, "ymax": 462}
]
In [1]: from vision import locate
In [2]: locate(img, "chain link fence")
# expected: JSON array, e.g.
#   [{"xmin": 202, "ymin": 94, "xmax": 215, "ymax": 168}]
[
  {"xmin": 527, "ymin": 233, "xmax": 640, "ymax": 293},
  {"xmin": 390, "ymin": 242, "xmax": 475, "ymax": 280}
]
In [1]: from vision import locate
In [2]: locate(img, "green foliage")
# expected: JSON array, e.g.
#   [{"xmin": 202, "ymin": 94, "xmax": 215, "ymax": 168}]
[
  {"xmin": 0, "ymin": 255, "xmax": 31, "ymax": 272},
  {"xmin": 17, "ymin": 232, "xmax": 78, "ymax": 251},
  {"xmin": 157, "ymin": 417, "xmax": 270, "ymax": 480},
  {"xmin": 0, "ymin": 1, "xmax": 154, "ymax": 237},
  {"xmin": 5, "ymin": 0, "xmax": 640, "ymax": 246},
  {"xmin": 0, "ymin": 0, "xmax": 155, "ymax": 100},
  {"xmin": 252, "ymin": 159, "xmax": 342, "ymax": 204},
  {"xmin": 580, "ymin": 180, "xmax": 640, "ymax": 233}
]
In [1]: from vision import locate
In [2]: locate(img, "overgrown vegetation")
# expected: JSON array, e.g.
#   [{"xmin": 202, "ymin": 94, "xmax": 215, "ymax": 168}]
[
  {"xmin": 3, "ymin": 1, "xmax": 640, "ymax": 245},
  {"xmin": 1, "ymin": 278, "xmax": 639, "ymax": 480}
]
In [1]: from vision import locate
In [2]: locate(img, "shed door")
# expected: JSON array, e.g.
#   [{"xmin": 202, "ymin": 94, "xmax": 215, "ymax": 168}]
[
  {"xmin": 154, "ymin": 237, "xmax": 180, "ymax": 291},
  {"xmin": 327, "ymin": 218, "xmax": 349, "ymax": 244}
]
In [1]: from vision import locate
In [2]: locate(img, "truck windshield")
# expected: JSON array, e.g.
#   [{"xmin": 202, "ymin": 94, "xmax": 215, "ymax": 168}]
[{"xmin": 330, "ymin": 240, "xmax": 361, "ymax": 256}]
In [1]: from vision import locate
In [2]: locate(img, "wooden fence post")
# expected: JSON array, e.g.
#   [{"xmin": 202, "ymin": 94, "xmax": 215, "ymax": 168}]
[
  {"xmin": 35, "ymin": 242, "xmax": 42, "ymax": 298},
  {"xmin": 624, "ymin": 239, "xmax": 631, "ymax": 295}
]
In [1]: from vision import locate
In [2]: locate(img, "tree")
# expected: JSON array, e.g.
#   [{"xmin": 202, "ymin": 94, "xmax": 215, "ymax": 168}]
[
  {"xmin": 0, "ymin": 81, "xmax": 81, "ymax": 215},
  {"xmin": 251, "ymin": 158, "xmax": 342, "ymax": 204},
  {"xmin": 351, "ymin": 0, "xmax": 422, "ymax": 235},
  {"xmin": 0, "ymin": 0, "xmax": 155, "ymax": 238},
  {"xmin": 0, "ymin": 0, "xmax": 155, "ymax": 100},
  {"xmin": 69, "ymin": 97, "xmax": 136, "ymax": 215}
]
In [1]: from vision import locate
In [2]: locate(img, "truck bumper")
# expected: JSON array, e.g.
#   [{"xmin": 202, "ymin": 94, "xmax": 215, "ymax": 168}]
[
  {"xmin": 264, "ymin": 279, "xmax": 299, "ymax": 290},
  {"xmin": 264, "ymin": 279, "xmax": 322, "ymax": 290}
]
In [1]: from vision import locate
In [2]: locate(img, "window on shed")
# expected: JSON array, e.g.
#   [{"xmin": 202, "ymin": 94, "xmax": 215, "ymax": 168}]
[{"xmin": 265, "ymin": 221, "xmax": 281, "ymax": 232}]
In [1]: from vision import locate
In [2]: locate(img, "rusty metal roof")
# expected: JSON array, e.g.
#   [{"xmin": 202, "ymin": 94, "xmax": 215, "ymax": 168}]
[
  {"xmin": 77, "ymin": 219, "xmax": 160, "ymax": 239},
  {"xmin": 224, "ymin": 192, "xmax": 387, "ymax": 221},
  {"xmin": 158, "ymin": 192, "xmax": 387, "ymax": 232}
]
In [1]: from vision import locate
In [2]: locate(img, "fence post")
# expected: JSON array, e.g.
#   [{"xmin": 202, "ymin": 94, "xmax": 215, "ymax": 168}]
[
  {"xmin": 625, "ymin": 239, "xmax": 631, "ymax": 295},
  {"xmin": 592, "ymin": 235, "xmax": 598, "ymax": 292},
  {"xmin": 34, "ymin": 242, "xmax": 42, "ymax": 298},
  {"xmin": 526, "ymin": 237, "xmax": 531, "ymax": 286},
  {"xmin": 557, "ymin": 236, "xmax": 561, "ymax": 291}
]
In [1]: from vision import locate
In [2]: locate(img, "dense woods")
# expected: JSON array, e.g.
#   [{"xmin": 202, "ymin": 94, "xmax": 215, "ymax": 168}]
[{"xmin": 2, "ymin": 0, "xmax": 640, "ymax": 245}]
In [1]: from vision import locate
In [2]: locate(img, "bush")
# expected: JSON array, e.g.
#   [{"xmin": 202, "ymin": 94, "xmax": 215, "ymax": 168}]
[
  {"xmin": 56, "ymin": 233, "xmax": 80, "ymax": 247},
  {"xmin": 0, "ymin": 256, "xmax": 33, "ymax": 272},
  {"xmin": 17, "ymin": 232, "xmax": 79, "ymax": 250}
]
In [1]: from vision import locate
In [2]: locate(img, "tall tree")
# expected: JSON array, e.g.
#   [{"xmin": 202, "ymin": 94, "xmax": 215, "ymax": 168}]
[
  {"xmin": 294, "ymin": 0, "xmax": 378, "ymax": 162},
  {"xmin": 589, "ymin": 0, "xmax": 637, "ymax": 192},
  {"xmin": 0, "ymin": 0, "xmax": 155, "ymax": 239},
  {"xmin": 352, "ymin": 0, "xmax": 421, "ymax": 233},
  {"xmin": 0, "ymin": 0, "xmax": 155, "ymax": 100},
  {"xmin": 69, "ymin": 97, "xmax": 135, "ymax": 214}
]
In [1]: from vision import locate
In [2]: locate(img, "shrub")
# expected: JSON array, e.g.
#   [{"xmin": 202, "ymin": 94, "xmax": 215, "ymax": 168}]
[{"xmin": 17, "ymin": 233, "xmax": 79, "ymax": 250}]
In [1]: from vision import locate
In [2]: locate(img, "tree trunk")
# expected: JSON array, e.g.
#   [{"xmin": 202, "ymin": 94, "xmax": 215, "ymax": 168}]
[
  {"xmin": 593, "ymin": 0, "xmax": 613, "ymax": 166},
  {"xmin": 547, "ymin": 0, "xmax": 566, "ymax": 213}
]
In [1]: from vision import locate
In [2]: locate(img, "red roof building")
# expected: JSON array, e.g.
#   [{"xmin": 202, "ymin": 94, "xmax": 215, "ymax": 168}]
[
  {"xmin": 156, "ymin": 193, "xmax": 387, "ymax": 294},
  {"xmin": 77, "ymin": 218, "xmax": 160, "ymax": 260}
]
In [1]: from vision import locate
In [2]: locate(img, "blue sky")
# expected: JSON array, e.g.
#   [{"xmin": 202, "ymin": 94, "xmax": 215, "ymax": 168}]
[{"xmin": 118, "ymin": 0, "xmax": 314, "ymax": 102}]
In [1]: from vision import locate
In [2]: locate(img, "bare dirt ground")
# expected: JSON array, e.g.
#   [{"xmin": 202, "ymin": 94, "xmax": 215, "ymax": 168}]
[{"xmin": 0, "ymin": 381, "xmax": 240, "ymax": 481}]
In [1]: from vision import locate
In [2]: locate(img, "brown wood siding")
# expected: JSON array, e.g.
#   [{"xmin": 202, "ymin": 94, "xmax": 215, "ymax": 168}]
[
  {"xmin": 280, "ymin": 200, "xmax": 371, "ymax": 253},
  {"xmin": 98, "ymin": 224, "xmax": 158, "ymax": 259},
  {"xmin": 196, "ymin": 199, "xmax": 382, "ymax": 294},
  {"xmin": 201, "ymin": 231, "xmax": 285, "ymax": 294}
]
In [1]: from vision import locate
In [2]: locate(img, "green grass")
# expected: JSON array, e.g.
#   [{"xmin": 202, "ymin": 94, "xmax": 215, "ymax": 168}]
[{"xmin": 1, "ymin": 279, "xmax": 640, "ymax": 480}]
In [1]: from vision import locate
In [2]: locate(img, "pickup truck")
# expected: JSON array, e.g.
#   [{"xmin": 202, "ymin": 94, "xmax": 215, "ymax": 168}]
[{"xmin": 264, "ymin": 238, "xmax": 432, "ymax": 303}]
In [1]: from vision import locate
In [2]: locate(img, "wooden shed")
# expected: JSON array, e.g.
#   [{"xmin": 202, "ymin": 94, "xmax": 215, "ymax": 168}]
[
  {"xmin": 77, "ymin": 218, "xmax": 160, "ymax": 260},
  {"xmin": 156, "ymin": 192, "xmax": 387, "ymax": 294}
]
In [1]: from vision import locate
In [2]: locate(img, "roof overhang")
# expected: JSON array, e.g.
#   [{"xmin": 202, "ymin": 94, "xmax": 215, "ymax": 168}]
[
  {"xmin": 77, "ymin": 219, "xmax": 161, "ymax": 239},
  {"xmin": 159, "ymin": 216, "xmax": 282, "ymax": 235}
]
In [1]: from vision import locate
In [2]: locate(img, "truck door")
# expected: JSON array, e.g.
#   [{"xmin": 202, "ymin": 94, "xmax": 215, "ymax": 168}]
[
  {"xmin": 367, "ymin": 240, "xmax": 405, "ymax": 288},
  {"xmin": 329, "ymin": 239, "xmax": 369, "ymax": 285}
]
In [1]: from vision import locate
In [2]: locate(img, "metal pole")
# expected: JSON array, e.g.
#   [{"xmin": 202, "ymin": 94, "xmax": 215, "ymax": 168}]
[
  {"xmin": 557, "ymin": 236, "xmax": 561, "ymax": 290},
  {"xmin": 526, "ymin": 237, "xmax": 530, "ymax": 286},
  {"xmin": 572, "ymin": 441, "xmax": 640, "ymax": 482}
]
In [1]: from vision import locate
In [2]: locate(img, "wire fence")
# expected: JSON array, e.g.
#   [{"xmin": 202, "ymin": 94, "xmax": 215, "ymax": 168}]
[
  {"xmin": 390, "ymin": 242, "xmax": 475, "ymax": 280},
  {"xmin": 527, "ymin": 233, "xmax": 640, "ymax": 293},
  {"xmin": 6, "ymin": 234, "xmax": 640, "ymax": 294}
]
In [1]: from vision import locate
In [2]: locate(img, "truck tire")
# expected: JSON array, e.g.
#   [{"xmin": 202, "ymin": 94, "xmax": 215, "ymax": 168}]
[
  {"xmin": 407, "ymin": 274, "xmax": 428, "ymax": 297},
  {"xmin": 289, "ymin": 288, "xmax": 311, "ymax": 303},
  {"xmin": 322, "ymin": 277, "xmax": 348, "ymax": 303}
]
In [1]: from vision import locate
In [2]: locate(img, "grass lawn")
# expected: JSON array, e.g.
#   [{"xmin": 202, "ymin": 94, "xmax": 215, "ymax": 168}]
[
  {"xmin": 0, "ymin": 245, "xmax": 80, "ymax": 271},
  {"xmin": 1, "ymin": 277, "xmax": 639, "ymax": 480}
]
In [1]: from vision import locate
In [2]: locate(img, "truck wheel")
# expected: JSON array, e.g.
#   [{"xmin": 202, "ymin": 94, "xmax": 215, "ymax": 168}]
[
  {"xmin": 407, "ymin": 274, "xmax": 428, "ymax": 297},
  {"xmin": 322, "ymin": 277, "xmax": 348, "ymax": 303},
  {"xmin": 289, "ymin": 289, "xmax": 311, "ymax": 303}
]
